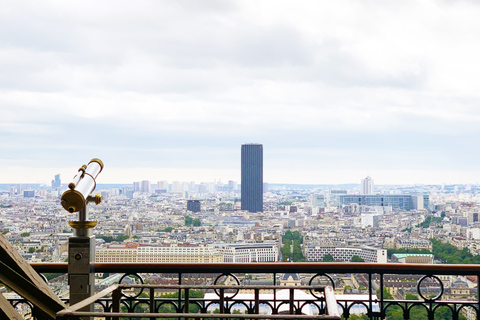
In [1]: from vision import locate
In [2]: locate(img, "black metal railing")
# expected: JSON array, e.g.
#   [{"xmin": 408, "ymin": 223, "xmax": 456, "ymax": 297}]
[{"xmin": 11, "ymin": 262, "xmax": 480, "ymax": 320}]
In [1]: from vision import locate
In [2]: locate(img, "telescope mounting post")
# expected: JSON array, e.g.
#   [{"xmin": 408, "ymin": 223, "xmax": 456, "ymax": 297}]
[{"xmin": 62, "ymin": 159, "xmax": 103, "ymax": 318}]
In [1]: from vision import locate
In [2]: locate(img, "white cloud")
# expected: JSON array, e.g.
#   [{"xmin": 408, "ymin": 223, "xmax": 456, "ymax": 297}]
[{"xmin": 1, "ymin": 0, "xmax": 480, "ymax": 183}]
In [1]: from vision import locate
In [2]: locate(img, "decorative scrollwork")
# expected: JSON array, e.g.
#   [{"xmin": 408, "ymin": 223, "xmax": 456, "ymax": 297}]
[
  {"xmin": 119, "ymin": 273, "xmax": 144, "ymax": 299},
  {"xmin": 417, "ymin": 275, "xmax": 443, "ymax": 301},
  {"xmin": 308, "ymin": 273, "xmax": 335, "ymax": 298},
  {"xmin": 214, "ymin": 273, "xmax": 240, "ymax": 299}
]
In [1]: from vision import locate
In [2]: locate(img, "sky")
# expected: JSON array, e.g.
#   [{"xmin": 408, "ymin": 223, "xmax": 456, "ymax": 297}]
[{"xmin": 1, "ymin": 0, "xmax": 480, "ymax": 185}]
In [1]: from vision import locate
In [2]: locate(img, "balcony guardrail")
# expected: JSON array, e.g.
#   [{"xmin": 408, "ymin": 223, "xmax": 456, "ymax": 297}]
[{"xmin": 10, "ymin": 262, "xmax": 480, "ymax": 320}]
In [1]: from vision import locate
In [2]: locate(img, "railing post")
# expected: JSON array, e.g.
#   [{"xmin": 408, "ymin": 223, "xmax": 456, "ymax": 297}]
[
  {"xmin": 254, "ymin": 288, "xmax": 259, "ymax": 314},
  {"xmin": 380, "ymin": 273, "xmax": 385, "ymax": 319},
  {"xmin": 220, "ymin": 288, "xmax": 225, "ymax": 320},
  {"xmin": 289, "ymin": 288, "xmax": 294, "ymax": 315},
  {"xmin": 68, "ymin": 214, "xmax": 96, "ymax": 319},
  {"xmin": 477, "ymin": 273, "xmax": 480, "ymax": 320},
  {"xmin": 178, "ymin": 273, "xmax": 182, "ymax": 320},
  {"xmin": 112, "ymin": 287, "xmax": 121, "ymax": 320},
  {"xmin": 368, "ymin": 273, "xmax": 373, "ymax": 319},
  {"xmin": 185, "ymin": 287, "xmax": 190, "ymax": 314},
  {"xmin": 150, "ymin": 287, "xmax": 155, "ymax": 320}
]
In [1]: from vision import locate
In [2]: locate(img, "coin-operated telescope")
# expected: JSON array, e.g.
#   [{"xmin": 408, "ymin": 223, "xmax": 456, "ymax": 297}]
[
  {"xmin": 61, "ymin": 158, "xmax": 104, "ymax": 311},
  {"xmin": 61, "ymin": 158, "xmax": 104, "ymax": 216}
]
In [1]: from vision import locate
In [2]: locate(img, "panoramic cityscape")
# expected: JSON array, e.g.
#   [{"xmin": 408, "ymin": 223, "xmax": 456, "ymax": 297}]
[
  {"xmin": 2, "ymin": 144, "xmax": 480, "ymax": 319},
  {"xmin": 2, "ymin": 0, "xmax": 480, "ymax": 319}
]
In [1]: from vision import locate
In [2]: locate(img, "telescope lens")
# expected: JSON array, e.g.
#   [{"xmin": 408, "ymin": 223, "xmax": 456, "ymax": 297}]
[{"xmin": 68, "ymin": 207, "xmax": 75, "ymax": 213}]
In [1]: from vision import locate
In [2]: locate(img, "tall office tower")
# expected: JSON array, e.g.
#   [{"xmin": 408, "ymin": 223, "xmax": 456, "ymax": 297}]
[
  {"xmin": 141, "ymin": 180, "xmax": 150, "ymax": 193},
  {"xmin": 157, "ymin": 181, "xmax": 168, "ymax": 191},
  {"xmin": 172, "ymin": 181, "xmax": 181, "ymax": 193},
  {"xmin": 241, "ymin": 144, "xmax": 263, "ymax": 213},
  {"xmin": 52, "ymin": 174, "xmax": 61, "ymax": 189},
  {"xmin": 133, "ymin": 182, "xmax": 140, "ymax": 192},
  {"xmin": 361, "ymin": 176, "xmax": 374, "ymax": 194}
]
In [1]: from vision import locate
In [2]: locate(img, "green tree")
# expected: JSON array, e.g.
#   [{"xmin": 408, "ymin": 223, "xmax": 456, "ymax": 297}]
[
  {"xmin": 43, "ymin": 273, "xmax": 63, "ymax": 281},
  {"xmin": 322, "ymin": 254, "xmax": 335, "ymax": 262},
  {"xmin": 28, "ymin": 247, "xmax": 35, "ymax": 253},
  {"xmin": 185, "ymin": 216, "xmax": 193, "ymax": 226},
  {"xmin": 283, "ymin": 230, "xmax": 293, "ymax": 241},
  {"xmin": 21, "ymin": 232, "xmax": 30, "ymax": 237},
  {"xmin": 350, "ymin": 255, "xmax": 365, "ymax": 262},
  {"xmin": 193, "ymin": 218, "xmax": 201, "ymax": 227}
]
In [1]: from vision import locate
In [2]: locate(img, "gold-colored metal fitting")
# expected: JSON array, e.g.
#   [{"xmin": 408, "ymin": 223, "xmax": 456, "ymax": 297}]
[
  {"xmin": 68, "ymin": 221, "xmax": 98, "ymax": 229},
  {"xmin": 61, "ymin": 190, "xmax": 85, "ymax": 213},
  {"xmin": 87, "ymin": 194, "xmax": 102, "ymax": 205},
  {"xmin": 89, "ymin": 158, "xmax": 104, "ymax": 171}
]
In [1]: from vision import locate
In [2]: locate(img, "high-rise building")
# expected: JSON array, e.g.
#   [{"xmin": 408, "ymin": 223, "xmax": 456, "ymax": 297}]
[
  {"xmin": 187, "ymin": 200, "xmax": 201, "ymax": 213},
  {"xmin": 52, "ymin": 174, "xmax": 61, "ymax": 189},
  {"xmin": 140, "ymin": 180, "xmax": 150, "ymax": 193},
  {"xmin": 361, "ymin": 176, "xmax": 374, "ymax": 194},
  {"xmin": 241, "ymin": 143, "xmax": 263, "ymax": 213},
  {"xmin": 133, "ymin": 182, "xmax": 140, "ymax": 192},
  {"xmin": 157, "ymin": 181, "xmax": 168, "ymax": 191}
]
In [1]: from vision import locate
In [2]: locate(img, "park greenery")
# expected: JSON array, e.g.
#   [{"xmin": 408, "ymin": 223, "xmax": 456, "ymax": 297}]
[
  {"xmin": 185, "ymin": 216, "xmax": 201, "ymax": 227},
  {"xmin": 281, "ymin": 230, "xmax": 305, "ymax": 261},
  {"xmin": 404, "ymin": 215, "xmax": 443, "ymax": 232},
  {"xmin": 388, "ymin": 239, "xmax": 480, "ymax": 264},
  {"xmin": 158, "ymin": 226, "xmax": 173, "ymax": 233},
  {"xmin": 96, "ymin": 234, "xmax": 130, "ymax": 243},
  {"xmin": 430, "ymin": 238, "xmax": 480, "ymax": 264}
]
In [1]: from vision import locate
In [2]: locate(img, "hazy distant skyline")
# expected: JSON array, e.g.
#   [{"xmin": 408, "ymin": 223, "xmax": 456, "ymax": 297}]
[{"xmin": 2, "ymin": 1, "xmax": 480, "ymax": 185}]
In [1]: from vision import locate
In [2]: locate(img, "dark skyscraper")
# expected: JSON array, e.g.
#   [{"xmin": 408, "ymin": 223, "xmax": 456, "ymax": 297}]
[{"xmin": 241, "ymin": 143, "xmax": 263, "ymax": 213}]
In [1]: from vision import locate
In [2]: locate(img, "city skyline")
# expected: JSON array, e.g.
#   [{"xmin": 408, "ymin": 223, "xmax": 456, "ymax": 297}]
[{"xmin": 2, "ymin": 1, "xmax": 480, "ymax": 185}]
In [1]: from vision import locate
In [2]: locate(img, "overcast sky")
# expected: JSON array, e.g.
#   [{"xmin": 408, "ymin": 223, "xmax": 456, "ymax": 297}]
[{"xmin": 1, "ymin": 0, "xmax": 480, "ymax": 185}]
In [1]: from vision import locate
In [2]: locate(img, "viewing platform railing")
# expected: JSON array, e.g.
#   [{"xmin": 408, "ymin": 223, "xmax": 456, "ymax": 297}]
[{"xmin": 9, "ymin": 262, "xmax": 480, "ymax": 320}]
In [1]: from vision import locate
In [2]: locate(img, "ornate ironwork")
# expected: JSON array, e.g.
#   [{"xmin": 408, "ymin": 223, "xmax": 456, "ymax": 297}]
[{"xmin": 5, "ymin": 263, "xmax": 480, "ymax": 319}]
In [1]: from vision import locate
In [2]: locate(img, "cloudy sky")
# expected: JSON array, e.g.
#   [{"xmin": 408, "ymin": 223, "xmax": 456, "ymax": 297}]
[{"xmin": 1, "ymin": 0, "xmax": 480, "ymax": 185}]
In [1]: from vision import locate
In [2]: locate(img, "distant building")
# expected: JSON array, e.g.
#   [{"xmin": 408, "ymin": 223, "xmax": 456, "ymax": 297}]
[
  {"xmin": 51, "ymin": 174, "xmax": 61, "ymax": 189},
  {"xmin": 361, "ymin": 176, "xmax": 374, "ymax": 195},
  {"xmin": 241, "ymin": 144, "xmax": 263, "ymax": 213},
  {"xmin": 305, "ymin": 245, "xmax": 387, "ymax": 263},
  {"xmin": 392, "ymin": 253, "xmax": 434, "ymax": 264},
  {"xmin": 96, "ymin": 243, "xmax": 223, "ymax": 263},
  {"xmin": 361, "ymin": 213, "xmax": 381, "ymax": 228},
  {"xmin": 157, "ymin": 181, "xmax": 168, "ymax": 191},
  {"xmin": 133, "ymin": 182, "xmax": 140, "ymax": 192},
  {"xmin": 339, "ymin": 194, "xmax": 429, "ymax": 211},
  {"xmin": 394, "ymin": 238, "xmax": 432, "ymax": 251},
  {"xmin": 280, "ymin": 273, "xmax": 301, "ymax": 287},
  {"xmin": 217, "ymin": 243, "xmax": 278, "ymax": 263},
  {"xmin": 140, "ymin": 180, "xmax": 150, "ymax": 193},
  {"xmin": 23, "ymin": 190, "xmax": 35, "ymax": 198},
  {"xmin": 187, "ymin": 200, "xmax": 201, "ymax": 213}
]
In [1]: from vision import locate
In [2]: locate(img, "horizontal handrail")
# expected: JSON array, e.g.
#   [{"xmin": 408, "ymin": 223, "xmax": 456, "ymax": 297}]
[
  {"xmin": 57, "ymin": 311, "xmax": 341, "ymax": 319},
  {"xmin": 30, "ymin": 262, "xmax": 480, "ymax": 275}
]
